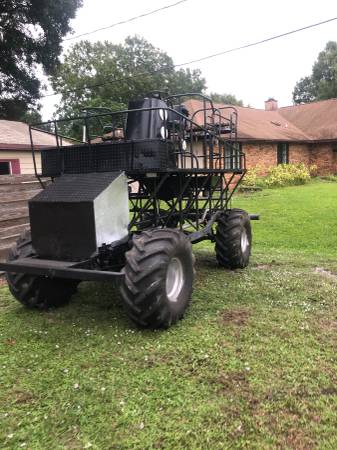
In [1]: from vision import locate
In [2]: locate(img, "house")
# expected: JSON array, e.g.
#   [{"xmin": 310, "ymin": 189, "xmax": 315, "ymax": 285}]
[
  {"xmin": 184, "ymin": 97, "xmax": 337, "ymax": 175},
  {"xmin": 2, "ymin": 98, "xmax": 337, "ymax": 176},
  {"xmin": 0, "ymin": 120, "xmax": 67, "ymax": 175}
]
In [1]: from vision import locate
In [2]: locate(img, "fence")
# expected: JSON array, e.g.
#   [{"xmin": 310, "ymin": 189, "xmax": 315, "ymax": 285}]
[{"xmin": 0, "ymin": 175, "xmax": 42, "ymax": 270}]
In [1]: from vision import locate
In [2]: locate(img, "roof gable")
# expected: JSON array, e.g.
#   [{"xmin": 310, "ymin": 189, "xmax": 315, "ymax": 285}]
[
  {"xmin": 184, "ymin": 98, "xmax": 337, "ymax": 142},
  {"xmin": 279, "ymin": 98, "xmax": 337, "ymax": 140},
  {"xmin": 0, "ymin": 120, "xmax": 63, "ymax": 150}
]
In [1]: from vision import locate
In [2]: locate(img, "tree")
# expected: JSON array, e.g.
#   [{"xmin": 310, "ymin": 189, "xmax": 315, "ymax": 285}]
[
  {"xmin": 293, "ymin": 41, "xmax": 337, "ymax": 104},
  {"xmin": 21, "ymin": 109, "xmax": 42, "ymax": 125},
  {"xmin": 292, "ymin": 76, "xmax": 316, "ymax": 104},
  {"xmin": 50, "ymin": 36, "xmax": 207, "ymax": 119},
  {"xmin": 0, "ymin": 0, "xmax": 83, "ymax": 120},
  {"xmin": 209, "ymin": 92, "xmax": 243, "ymax": 106}
]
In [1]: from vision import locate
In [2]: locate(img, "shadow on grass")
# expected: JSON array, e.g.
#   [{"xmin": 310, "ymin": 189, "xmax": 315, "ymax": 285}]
[
  {"xmin": 3, "ymin": 249, "xmax": 263, "ymax": 335},
  {"xmin": 7, "ymin": 281, "xmax": 135, "ymax": 332}
]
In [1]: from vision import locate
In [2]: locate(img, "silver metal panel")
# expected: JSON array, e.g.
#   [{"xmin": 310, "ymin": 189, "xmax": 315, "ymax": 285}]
[{"xmin": 93, "ymin": 172, "xmax": 129, "ymax": 247}]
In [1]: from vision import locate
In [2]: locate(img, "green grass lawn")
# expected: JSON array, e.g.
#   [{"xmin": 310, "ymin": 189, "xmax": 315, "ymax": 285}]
[{"xmin": 0, "ymin": 181, "xmax": 337, "ymax": 449}]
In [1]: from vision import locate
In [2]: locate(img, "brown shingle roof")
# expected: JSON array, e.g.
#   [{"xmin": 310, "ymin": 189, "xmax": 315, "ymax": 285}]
[
  {"xmin": 2, "ymin": 98, "xmax": 337, "ymax": 150},
  {"xmin": 184, "ymin": 98, "xmax": 337, "ymax": 142},
  {"xmin": 0, "ymin": 120, "xmax": 62, "ymax": 151},
  {"xmin": 279, "ymin": 98, "xmax": 337, "ymax": 140}
]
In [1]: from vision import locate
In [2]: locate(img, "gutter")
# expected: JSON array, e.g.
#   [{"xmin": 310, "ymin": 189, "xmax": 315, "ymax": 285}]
[{"xmin": 236, "ymin": 138, "xmax": 337, "ymax": 145}]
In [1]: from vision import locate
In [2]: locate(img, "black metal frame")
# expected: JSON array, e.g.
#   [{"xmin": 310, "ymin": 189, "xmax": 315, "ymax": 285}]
[
  {"xmin": 0, "ymin": 259, "xmax": 124, "ymax": 283},
  {"xmin": 0, "ymin": 93, "xmax": 247, "ymax": 282}
]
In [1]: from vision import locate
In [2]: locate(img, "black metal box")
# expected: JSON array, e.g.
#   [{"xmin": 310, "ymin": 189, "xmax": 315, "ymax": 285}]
[{"xmin": 29, "ymin": 172, "xmax": 129, "ymax": 261}]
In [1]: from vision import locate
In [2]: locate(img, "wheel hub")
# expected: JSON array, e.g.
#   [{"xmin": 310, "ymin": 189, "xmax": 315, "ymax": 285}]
[
  {"xmin": 166, "ymin": 257, "xmax": 184, "ymax": 302},
  {"xmin": 241, "ymin": 228, "xmax": 249, "ymax": 253}
]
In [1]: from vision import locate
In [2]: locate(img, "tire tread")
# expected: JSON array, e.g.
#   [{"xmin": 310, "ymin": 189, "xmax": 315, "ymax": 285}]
[
  {"xmin": 215, "ymin": 208, "xmax": 252, "ymax": 269},
  {"xmin": 120, "ymin": 228, "xmax": 194, "ymax": 328}
]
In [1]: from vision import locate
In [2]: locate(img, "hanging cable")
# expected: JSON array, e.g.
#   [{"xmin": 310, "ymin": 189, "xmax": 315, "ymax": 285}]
[
  {"xmin": 63, "ymin": 0, "xmax": 188, "ymax": 41},
  {"xmin": 44, "ymin": 16, "xmax": 337, "ymax": 98}
]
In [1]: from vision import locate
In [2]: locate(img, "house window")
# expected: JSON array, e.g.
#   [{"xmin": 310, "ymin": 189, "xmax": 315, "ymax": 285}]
[
  {"xmin": 277, "ymin": 143, "xmax": 289, "ymax": 164},
  {"xmin": 0, "ymin": 159, "xmax": 21, "ymax": 174},
  {"xmin": 0, "ymin": 161, "xmax": 11, "ymax": 175},
  {"xmin": 225, "ymin": 142, "xmax": 242, "ymax": 169}
]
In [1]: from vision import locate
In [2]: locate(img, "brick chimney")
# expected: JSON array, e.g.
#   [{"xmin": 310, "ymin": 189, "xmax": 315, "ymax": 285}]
[{"xmin": 265, "ymin": 98, "xmax": 278, "ymax": 111}]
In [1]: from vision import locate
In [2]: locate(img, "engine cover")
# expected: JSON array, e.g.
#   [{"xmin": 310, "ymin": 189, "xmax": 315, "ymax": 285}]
[{"xmin": 29, "ymin": 172, "xmax": 129, "ymax": 261}]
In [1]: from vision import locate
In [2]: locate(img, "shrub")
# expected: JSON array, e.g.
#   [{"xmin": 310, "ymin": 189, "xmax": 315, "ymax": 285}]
[
  {"xmin": 242, "ymin": 167, "xmax": 258, "ymax": 187},
  {"xmin": 264, "ymin": 163, "xmax": 311, "ymax": 187},
  {"xmin": 241, "ymin": 165, "xmax": 266, "ymax": 189},
  {"xmin": 309, "ymin": 164, "xmax": 318, "ymax": 177}
]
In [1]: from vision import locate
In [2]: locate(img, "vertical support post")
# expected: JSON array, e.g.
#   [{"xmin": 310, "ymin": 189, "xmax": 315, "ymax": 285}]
[
  {"xmin": 29, "ymin": 125, "xmax": 45, "ymax": 188},
  {"xmin": 54, "ymin": 120, "xmax": 63, "ymax": 174},
  {"xmin": 84, "ymin": 116, "xmax": 94, "ymax": 172}
]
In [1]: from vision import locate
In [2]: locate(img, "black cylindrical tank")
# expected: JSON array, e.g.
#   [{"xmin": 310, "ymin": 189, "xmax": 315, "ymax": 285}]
[{"xmin": 125, "ymin": 97, "xmax": 168, "ymax": 140}]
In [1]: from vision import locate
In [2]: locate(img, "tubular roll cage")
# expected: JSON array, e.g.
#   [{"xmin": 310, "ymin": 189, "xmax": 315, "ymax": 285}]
[
  {"xmin": 29, "ymin": 93, "xmax": 246, "ymax": 243},
  {"xmin": 2, "ymin": 93, "xmax": 247, "ymax": 282},
  {"xmin": 29, "ymin": 93, "xmax": 242, "ymax": 177}
]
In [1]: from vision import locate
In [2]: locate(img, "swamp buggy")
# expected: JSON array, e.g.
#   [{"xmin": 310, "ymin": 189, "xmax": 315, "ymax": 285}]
[{"xmin": 0, "ymin": 92, "xmax": 257, "ymax": 328}]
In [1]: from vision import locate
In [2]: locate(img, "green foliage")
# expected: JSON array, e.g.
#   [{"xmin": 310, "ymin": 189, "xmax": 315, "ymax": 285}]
[
  {"xmin": 209, "ymin": 92, "xmax": 243, "ymax": 106},
  {"xmin": 242, "ymin": 167, "xmax": 259, "ymax": 187},
  {"xmin": 293, "ymin": 76, "xmax": 316, "ymax": 104},
  {"xmin": 20, "ymin": 109, "xmax": 42, "ymax": 125},
  {"xmin": 308, "ymin": 164, "xmax": 318, "ymax": 177},
  {"xmin": 264, "ymin": 163, "xmax": 311, "ymax": 187},
  {"xmin": 0, "ymin": 0, "xmax": 83, "ymax": 120},
  {"xmin": 51, "ymin": 36, "xmax": 207, "ymax": 119},
  {"xmin": 241, "ymin": 165, "xmax": 266, "ymax": 189},
  {"xmin": 242, "ymin": 164, "xmax": 316, "ymax": 190},
  {"xmin": 293, "ymin": 41, "xmax": 337, "ymax": 104}
]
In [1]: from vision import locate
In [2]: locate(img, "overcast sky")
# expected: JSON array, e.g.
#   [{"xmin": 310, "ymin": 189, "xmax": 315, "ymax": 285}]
[{"xmin": 41, "ymin": 0, "xmax": 337, "ymax": 119}]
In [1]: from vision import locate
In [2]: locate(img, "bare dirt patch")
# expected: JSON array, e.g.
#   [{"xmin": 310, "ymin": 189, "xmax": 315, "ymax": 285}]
[
  {"xmin": 314, "ymin": 267, "xmax": 337, "ymax": 281},
  {"xmin": 221, "ymin": 308, "xmax": 250, "ymax": 326},
  {"xmin": 285, "ymin": 427, "xmax": 316, "ymax": 450},
  {"xmin": 318, "ymin": 318, "xmax": 337, "ymax": 332},
  {"xmin": 321, "ymin": 386, "xmax": 337, "ymax": 396},
  {"xmin": 10, "ymin": 389, "xmax": 35, "ymax": 405},
  {"xmin": 218, "ymin": 370, "xmax": 249, "ymax": 392},
  {"xmin": 254, "ymin": 264, "xmax": 273, "ymax": 270}
]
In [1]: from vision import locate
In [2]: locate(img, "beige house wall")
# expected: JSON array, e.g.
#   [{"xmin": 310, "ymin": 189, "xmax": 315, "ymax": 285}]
[{"xmin": 0, "ymin": 150, "xmax": 41, "ymax": 174}]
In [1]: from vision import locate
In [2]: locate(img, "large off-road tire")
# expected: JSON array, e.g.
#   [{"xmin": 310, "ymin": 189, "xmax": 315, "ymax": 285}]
[
  {"xmin": 5, "ymin": 231, "xmax": 79, "ymax": 309},
  {"xmin": 215, "ymin": 208, "xmax": 252, "ymax": 269},
  {"xmin": 120, "ymin": 229, "xmax": 195, "ymax": 328}
]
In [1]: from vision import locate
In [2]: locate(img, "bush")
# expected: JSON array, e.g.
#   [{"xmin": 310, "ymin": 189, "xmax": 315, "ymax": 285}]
[
  {"xmin": 241, "ymin": 163, "xmax": 315, "ymax": 191},
  {"xmin": 309, "ymin": 164, "xmax": 318, "ymax": 177},
  {"xmin": 241, "ymin": 167, "xmax": 258, "ymax": 187},
  {"xmin": 264, "ymin": 163, "xmax": 311, "ymax": 187},
  {"xmin": 241, "ymin": 165, "xmax": 266, "ymax": 189}
]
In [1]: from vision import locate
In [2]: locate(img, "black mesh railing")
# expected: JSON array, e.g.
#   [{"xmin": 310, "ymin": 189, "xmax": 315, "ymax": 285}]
[{"xmin": 30, "ymin": 97, "xmax": 245, "ymax": 179}]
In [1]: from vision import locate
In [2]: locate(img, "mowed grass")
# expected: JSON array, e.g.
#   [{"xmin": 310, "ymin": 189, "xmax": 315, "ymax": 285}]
[{"xmin": 0, "ymin": 181, "xmax": 337, "ymax": 449}]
